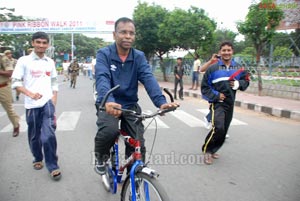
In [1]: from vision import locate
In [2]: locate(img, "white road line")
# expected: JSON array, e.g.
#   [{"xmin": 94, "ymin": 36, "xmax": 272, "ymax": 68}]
[
  {"xmin": 0, "ymin": 112, "xmax": 6, "ymax": 118},
  {"xmin": 197, "ymin": 109, "xmax": 247, "ymax": 125},
  {"xmin": 169, "ymin": 110, "xmax": 204, "ymax": 127},
  {"xmin": 143, "ymin": 110, "xmax": 169, "ymax": 129},
  {"xmin": 1, "ymin": 111, "xmax": 82, "ymax": 132},
  {"xmin": 0, "ymin": 114, "xmax": 27, "ymax": 133},
  {"xmin": 56, "ymin": 111, "xmax": 81, "ymax": 131}
]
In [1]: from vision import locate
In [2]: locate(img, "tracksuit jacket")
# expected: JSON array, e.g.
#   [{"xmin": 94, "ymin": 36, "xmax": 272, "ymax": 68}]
[
  {"xmin": 95, "ymin": 43, "xmax": 167, "ymax": 109},
  {"xmin": 201, "ymin": 59, "xmax": 250, "ymax": 105}
]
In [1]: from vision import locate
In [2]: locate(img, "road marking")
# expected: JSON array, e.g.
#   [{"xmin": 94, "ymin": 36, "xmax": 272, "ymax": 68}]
[
  {"xmin": 56, "ymin": 111, "xmax": 81, "ymax": 131},
  {"xmin": 0, "ymin": 112, "xmax": 81, "ymax": 132},
  {"xmin": 143, "ymin": 110, "xmax": 169, "ymax": 129},
  {"xmin": 0, "ymin": 109, "xmax": 247, "ymax": 133},
  {"xmin": 0, "ymin": 112, "xmax": 6, "ymax": 118},
  {"xmin": 169, "ymin": 110, "xmax": 204, "ymax": 127},
  {"xmin": 197, "ymin": 109, "xmax": 247, "ymax": 125}
]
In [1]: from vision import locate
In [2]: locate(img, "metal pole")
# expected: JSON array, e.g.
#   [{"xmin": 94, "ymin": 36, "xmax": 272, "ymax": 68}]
[{"xmin": 71, "ymin": 33, "xmax": 74, "ymax": 60}]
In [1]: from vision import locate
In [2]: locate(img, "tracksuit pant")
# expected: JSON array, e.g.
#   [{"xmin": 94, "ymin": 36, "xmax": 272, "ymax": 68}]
[
  {"xmin": 26, "ymin": 100, "xmax": 59, "ymax": 172},
  {"xmin": 94, "ymin": 103, "xmax": 145, "ymax": 163},
  {"xmin": 202, "ymin": 102, "xmax": 234, "ymax": 154}
]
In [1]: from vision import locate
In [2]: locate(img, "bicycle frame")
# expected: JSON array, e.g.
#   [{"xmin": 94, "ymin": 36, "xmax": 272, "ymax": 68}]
[
  {"xmin": 98, "ymin": 84, "xmax": 177, "ymax": 200},
  {"xmin": 110, "ymin": 129, "xmax": 145, "ymax": 195}
]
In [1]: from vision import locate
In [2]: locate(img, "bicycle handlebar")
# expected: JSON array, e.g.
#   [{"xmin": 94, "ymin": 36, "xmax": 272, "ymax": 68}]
[{"xmin": 98, "ymin": 84, "xmax": 178, "ymax": 119}]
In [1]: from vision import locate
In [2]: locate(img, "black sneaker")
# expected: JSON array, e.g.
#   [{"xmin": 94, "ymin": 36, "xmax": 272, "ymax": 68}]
[{"xmin": 94, "ymin": 162, "xmax": 106, "ymax": 175}]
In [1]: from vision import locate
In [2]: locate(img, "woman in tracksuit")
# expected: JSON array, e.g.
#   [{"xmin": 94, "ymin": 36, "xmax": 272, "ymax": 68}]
[{"xmin": 201, "ymin": 41, "xmax": 250, "ymax": 165}]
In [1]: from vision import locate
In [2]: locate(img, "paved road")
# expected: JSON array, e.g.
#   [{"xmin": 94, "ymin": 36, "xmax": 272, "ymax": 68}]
[{"xmin": 1, "ymin": 75, "xmax": 300, "ymax": 201}]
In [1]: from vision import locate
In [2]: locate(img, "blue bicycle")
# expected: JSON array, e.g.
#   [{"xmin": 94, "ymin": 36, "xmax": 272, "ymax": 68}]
[{"xmin": 97, "ymin": 85, "xmax": 177, "ymax": 201}]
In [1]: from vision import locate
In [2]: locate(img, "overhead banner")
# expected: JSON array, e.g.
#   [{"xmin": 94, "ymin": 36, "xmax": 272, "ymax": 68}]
[{"xmin": 0, "ymin": 20, "xmax": 115, "ymax": 34}]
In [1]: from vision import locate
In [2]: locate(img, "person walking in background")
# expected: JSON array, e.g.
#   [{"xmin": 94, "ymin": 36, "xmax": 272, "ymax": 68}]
[
  {"xmin": 201, "ymin": 41, "xmax": 250, "ymax": 165},
  {"xmin": 11, "ymin": 31, "xmax": 61, "ymax": 180},
  {"xmin": 86, "ymin": 60, "xmax": 93, "ymax": 80},
  {"xmin": 173, "ymin": 57, "xmax": 184, "ymax": 100},
  {"xmin": 0, "ymin": 50, "xmax": 20, "ymax": 137},
  {"xmin": 68, "ymin": 59, "xmax": 80, "ymax": 88},
  {"xmin": 189, "ymin": 54, "xmax": 201, "ymax": 90},
  {"xmin": 62, "ymin": 60, "xmax": 70, "ymax": 82}
]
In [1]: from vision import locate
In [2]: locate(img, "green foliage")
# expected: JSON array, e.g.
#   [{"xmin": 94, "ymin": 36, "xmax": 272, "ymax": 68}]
[
  {"xmin": 273, "ymin": 46, "xmax": 293, "ymax": 61},
  {"xmin": 237, "ymin": 1, "xmax": 284, "ymax": 61},
  {"xmin": 133, "ymin": 2, "xmax": 170, "ymax": 59},
  {"xmin": 159, "ymin": 6, "xmax": 216, "ymax": 56}
]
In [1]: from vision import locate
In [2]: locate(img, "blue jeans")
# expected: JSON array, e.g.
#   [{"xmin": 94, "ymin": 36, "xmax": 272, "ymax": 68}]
[
  {"xmin": 192, "ymin": 71, "xmax": 199, "ymax": 88},
  {"xmin": 26, "ymin": 100, "xmax": 59, "ymax": 172}
]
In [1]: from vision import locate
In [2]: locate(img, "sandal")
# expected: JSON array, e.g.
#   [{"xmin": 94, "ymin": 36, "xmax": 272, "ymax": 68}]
[
  {"xmin": 50, "ymin": 169, "xmax": 62, "ymax": 181},
  {"xmin": 33, "ymin": 161, "xmax": 44, "ymax": 170},
  {"xmin": 212, "ymin": 153, "xmax": 220, "ymax": 159},
  {"xmin": 204, "ymin": 153, "xmax": 213, "ymax": 165}
]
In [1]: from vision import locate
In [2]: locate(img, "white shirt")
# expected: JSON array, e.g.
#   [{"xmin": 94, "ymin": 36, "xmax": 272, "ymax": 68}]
[
  {"xmin": 193, "ymin": 59, "xmax": 201, "ymax": 71},
  {"xmin": 62, "ymin": 62, "xmax": 70, "ymax": 71},
  {"xmin": 11, "ymin": 52, "xmax": 58, "ymax": 109}
]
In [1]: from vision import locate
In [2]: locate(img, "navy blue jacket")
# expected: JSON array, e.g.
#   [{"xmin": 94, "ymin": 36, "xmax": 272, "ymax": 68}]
[
  {"xmin": 201, "ymin": 59, "xmax": 250, "ymax": 105},
  {"xmin": 95, "ymin": 43, "xmax": 167, "ymax": 109}
]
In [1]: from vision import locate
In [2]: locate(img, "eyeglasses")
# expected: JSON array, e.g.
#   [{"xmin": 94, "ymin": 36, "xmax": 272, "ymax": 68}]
[{"xmin": 117, "ymin": 30, "xmax": 136, "ymax": 36}]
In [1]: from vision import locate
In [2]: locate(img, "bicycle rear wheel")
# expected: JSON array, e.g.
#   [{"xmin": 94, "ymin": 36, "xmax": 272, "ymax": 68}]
[{"xmin": 120, "ymin": 172, "xmax": 170, "ymax": 201}]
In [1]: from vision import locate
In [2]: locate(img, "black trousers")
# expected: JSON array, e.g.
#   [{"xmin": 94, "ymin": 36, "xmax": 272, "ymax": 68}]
[
  {"xmin": 202, "ymin": 102, "xmax": 234, "ymax": 154},
  {"xmin": 94, "ymin": 103, "xmax": 145, "ymax": 163},
  {"xmin": 174, "ymin": 77, "xmax": 183, "ymax": 98}
]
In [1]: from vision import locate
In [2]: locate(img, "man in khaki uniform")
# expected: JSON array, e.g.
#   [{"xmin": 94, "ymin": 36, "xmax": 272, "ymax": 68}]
[
  {"xmin": 68, "ymin": 59, "xmax": 80, "ymax": 88},
  {"xmin": 0, "ymin": 50, "xmax": 20, "ymax": 137}
]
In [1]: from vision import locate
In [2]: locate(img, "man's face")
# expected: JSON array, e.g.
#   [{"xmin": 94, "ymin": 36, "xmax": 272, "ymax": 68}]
[
  {"xmin": 113, "ymin": 21, "xmax": 136, "ymax": 51},
  {"xmin": 177, "ymin": 59, "xmax": 182, "ymax": 65},
  {"xmin": 220, "ymin": 45, "xmax": 234, "ymax": 62},
  {"xmin": 31, "ymin": 38, "xmax": 49, "ymax": 54}
]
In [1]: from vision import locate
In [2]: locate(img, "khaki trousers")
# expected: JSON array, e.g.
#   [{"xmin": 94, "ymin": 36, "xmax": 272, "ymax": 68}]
[{"xmin": 0, "ymin": 83, "xmax": 20, "ymax": 128}]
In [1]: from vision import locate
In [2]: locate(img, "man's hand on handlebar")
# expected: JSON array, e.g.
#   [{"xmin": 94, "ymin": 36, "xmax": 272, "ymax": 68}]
[
  {"xmin": 159, "ymin": 102, "xmax": 180, "ymax": 115},
  {"xmin": 105, "ymin": 102, "xmax": 122, "ymax": 118}
]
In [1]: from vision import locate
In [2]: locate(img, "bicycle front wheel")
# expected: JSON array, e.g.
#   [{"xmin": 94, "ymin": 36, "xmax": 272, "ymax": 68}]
[{"xmin": 120, "ymin": 172, "xmax": 170, "ymax": 201}]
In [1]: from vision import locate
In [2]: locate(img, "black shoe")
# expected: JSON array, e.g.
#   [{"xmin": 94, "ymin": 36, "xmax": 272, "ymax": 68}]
[
  {"xmin": 180, "ymin": 97, "xmax": 184, "ymax": 100},
  {"xmin": 94, "ymin": 162, "xmax": 106, "ymax": 175},
  {"xmin": 174, "ymin": 97, "xmax": 177, "ymax": 100}
]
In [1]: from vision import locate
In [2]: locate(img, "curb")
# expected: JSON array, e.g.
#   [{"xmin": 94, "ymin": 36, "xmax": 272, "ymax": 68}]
[{"xmin": 161, "ymin": 86, "xmax": 300, "ymax": 121}]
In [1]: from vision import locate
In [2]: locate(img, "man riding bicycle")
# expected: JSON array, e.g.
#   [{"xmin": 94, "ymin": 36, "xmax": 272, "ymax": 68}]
[{"xmin": 93, "ymin": 17, "xmax": 179, "ymax": 179}]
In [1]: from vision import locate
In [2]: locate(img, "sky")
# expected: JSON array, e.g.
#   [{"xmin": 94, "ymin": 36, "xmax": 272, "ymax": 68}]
[{"xmin": 1, "ymin": 0, "xmax": 255, "ymax": 41}]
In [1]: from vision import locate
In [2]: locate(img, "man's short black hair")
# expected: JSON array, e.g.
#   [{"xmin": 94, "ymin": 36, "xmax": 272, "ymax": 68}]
[
  {"xmin": 32, "ymin": 31, "xmax": 49, "ymax": 42},
  {"xmin": 114, "ymin": 17, "xmax": 135, "ymax": 31},
  {"xmin": 177, "ymin": 57, "xmax": 183, "ymax": 61},
  {"xmin": 219, "ymin": 41, "xmax": 234, "ymax": 50}
]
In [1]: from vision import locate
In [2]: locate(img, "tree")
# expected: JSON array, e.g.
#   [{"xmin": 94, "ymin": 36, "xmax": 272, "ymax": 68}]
[
  {"xmin": 133, "ymin": 2, "xmax": 172, "ymax": 81},
  {"xmin": 204, "ymin": 29, "xmax": 238, "ymax": 60},
  {"xmin": 237, "ymin": 1, "xmax": 284, "ymax": 95},
  {"xmin": 160, "ymin": 6, "xmax": 216, "ymax": 57},
  {"xmin": 0, "ymin": 7, "xmax": 31, "ymax": 57}
]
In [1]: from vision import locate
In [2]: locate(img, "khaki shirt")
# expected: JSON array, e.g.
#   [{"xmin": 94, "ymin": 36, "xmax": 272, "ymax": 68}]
[
  {"xmin": 69, "ymin": 62, "xmax": 80, "ymax": 74},
  {"xmin": 0, "ymin": 55, "xmax": 14, "ymax": 84}
]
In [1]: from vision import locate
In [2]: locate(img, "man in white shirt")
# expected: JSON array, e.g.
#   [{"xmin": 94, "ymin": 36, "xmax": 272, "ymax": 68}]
[
  {"xmin": 189, "ymin": 54, "xmax": 201, "ymax": 90},
  {"xmin": 62, "ymin": 60, "xmax": 70, "ymax": 81},
  {"xmin": 11, "ymin": 32, "xmax": 61, "ymax": 181}
]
